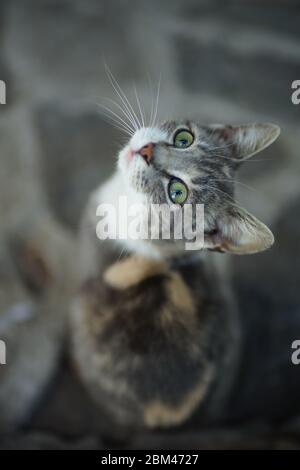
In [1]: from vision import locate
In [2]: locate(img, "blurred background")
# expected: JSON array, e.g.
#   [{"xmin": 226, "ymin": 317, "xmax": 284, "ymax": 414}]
[{"xmin": 0, "ymin": 0, "xmax": 300, "ymax": 449}]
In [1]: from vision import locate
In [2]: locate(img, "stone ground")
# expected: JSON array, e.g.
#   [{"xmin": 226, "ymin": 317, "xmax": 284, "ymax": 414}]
[{"xmin": 0, "ymin": 0, "xmax": 300, "ymax": 449}]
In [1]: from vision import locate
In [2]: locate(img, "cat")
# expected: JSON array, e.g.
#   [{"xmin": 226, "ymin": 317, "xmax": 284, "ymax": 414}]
[{"xmin": 70, "ymin": 120, "xmax": 280, "ymax": 437}]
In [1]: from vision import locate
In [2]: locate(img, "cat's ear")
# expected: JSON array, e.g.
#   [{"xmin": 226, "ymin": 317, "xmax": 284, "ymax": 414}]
[
  {"xmin": 208, "ymin": 123, "xmax": 280, "ymax": 161},
  {"xmin": 205, "ymin": 205, "xmax": 274, "ymax": 254}
]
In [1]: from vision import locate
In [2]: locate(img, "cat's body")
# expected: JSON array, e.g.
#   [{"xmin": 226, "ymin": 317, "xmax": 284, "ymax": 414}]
[
  {"xmin": 70, "ymin": 120, "xmax": 280, "ymax": 434},
  {"xmin": 71, "ymin": 183, "xmax": 240, "ymax": 432}
]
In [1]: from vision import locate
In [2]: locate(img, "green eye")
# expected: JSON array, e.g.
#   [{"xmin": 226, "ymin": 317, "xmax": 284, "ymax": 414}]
[
  {"xmin": 168, "ymin": 179, "xmax": 188, "ymax": 205},
  {"xmin": 174, "ymin": 129, "xmax": 194, "ymax": 148}
]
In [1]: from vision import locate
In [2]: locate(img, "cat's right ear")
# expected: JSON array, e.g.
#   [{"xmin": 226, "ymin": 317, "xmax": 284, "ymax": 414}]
[
  {"xmin": 204, "ymin": 205, "xmax": 274, "ymax": 255},
  {"xmin": 206, "ymin": 123, "xmax": 280, "ymax": 161}
]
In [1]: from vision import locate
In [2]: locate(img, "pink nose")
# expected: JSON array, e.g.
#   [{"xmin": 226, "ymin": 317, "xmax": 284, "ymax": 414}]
[{"xmin": 138, "ymin": 143, "xmax": 154, "ymax": 164}]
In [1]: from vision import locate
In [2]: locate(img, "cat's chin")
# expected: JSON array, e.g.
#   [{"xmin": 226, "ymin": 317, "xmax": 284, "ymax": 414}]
[{"xmin": 118, "ymin": 238, "xmax": 199, "ymax": 261}]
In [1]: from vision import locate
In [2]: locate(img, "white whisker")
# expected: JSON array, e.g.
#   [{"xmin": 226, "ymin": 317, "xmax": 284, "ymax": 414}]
[
  {"xmin": 208, "ymin": 142, "xmax": 236, "ymax": 151},
  {"xmin": 103, "ymin": 97, "xmax": 138, "ymax": 132},
  {"xmin": 84, "ymin": 95, "xmax": 135, "ymax": 133},
  {"xmin": 151, "ymin": 72, "xmax": 161, "ymax": 127},
  {"xmin": 98, "ymin": 103, "xmax": 134, "ymax": 131},
  {"xmin": 105, "ymin": 64, "xmax": 140, "ymax": 130},
  {"xmin": 147, "ymin": 72, "xmax": 155, "ymax": 127},
  {"xmin": 210, "ymin": 152, "xmax": 269, "ymax": 163},
  {"xmin": 211, "ymin": 178, "xmax": 257, "ymax": 193},
  {"xmin": 203, "ymin": 185, "xmax": 245, "ymax": 211},
  {"xmin": 97, "ymin": 103, "xmax": 135, "ymax": 135},
  {"xmin": 99, "ymin": 114, "xmax": 133, "ymax": 136},
  {"xmin": 134, "ymin": 84, "xmax": 145, "ymax": 128},
  {"xmin": 101, "ymin": 116, "xmax": 132, "ymax": 136}
]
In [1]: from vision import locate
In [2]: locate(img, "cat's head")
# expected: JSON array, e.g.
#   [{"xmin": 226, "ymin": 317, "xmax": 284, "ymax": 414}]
[{"xmin": 117, "ymin": 121, "xmax": 280, "ymax": 256}]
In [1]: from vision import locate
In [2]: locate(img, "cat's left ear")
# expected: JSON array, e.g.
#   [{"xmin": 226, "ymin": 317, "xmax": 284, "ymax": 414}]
[
  {"xmin": 208, "ymin": 123, "xmax": 280, "ymax": 161},
  {"xmin": 205, "ymin": 205, "xmax": 274, "ymax": 255}
]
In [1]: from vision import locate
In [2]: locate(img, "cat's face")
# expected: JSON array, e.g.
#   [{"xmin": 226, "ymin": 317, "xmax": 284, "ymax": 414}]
[{"xmin": 117, "ymin": 121, "xmax": 280, "ymax": 255}]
